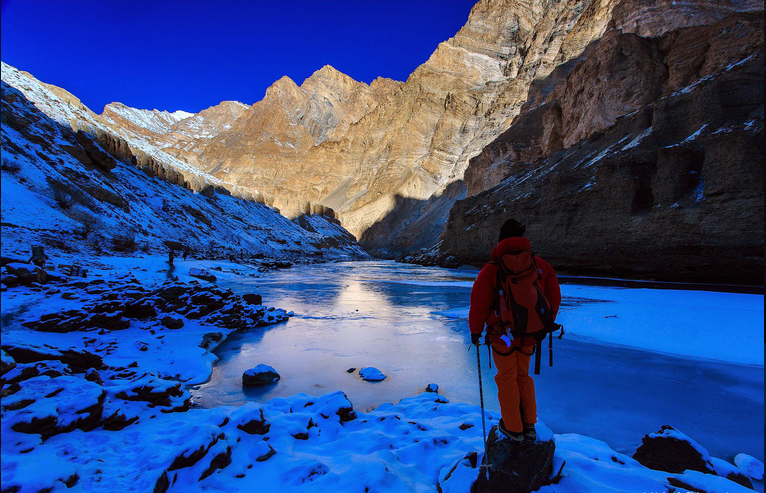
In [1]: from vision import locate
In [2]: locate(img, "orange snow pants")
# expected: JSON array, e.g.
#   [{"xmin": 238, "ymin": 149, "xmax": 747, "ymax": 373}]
[{"xmin": 492, "ymin": 344, "xmax": 537, "ymax": 433}]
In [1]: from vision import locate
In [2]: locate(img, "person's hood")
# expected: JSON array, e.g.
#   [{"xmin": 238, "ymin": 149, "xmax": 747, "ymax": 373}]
[{"xmin": 490, "ymin": 237, "xmax": 531, "ymax": 260}]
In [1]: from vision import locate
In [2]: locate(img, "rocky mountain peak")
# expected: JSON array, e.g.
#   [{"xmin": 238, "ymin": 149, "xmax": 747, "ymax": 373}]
[
  {"xmin": 102, "ymin": 102, "xmax": 194, "ymax": 136},
  {"xmin": 369, "ymin": 77, "xmax": 402, "ymax": 97},
  {"xmin": 303, "ymin": 65, "xmax": 355, "ymax": 86},
  {"xmin": 263, "ymin": 75, "xmax": 302, "ymax": 102}
]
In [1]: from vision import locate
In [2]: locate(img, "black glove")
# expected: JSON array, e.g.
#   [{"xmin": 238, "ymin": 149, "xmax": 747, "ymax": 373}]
[{"xmin": 471, "ymin": 333, "xmax": 482, "ymax": 346}]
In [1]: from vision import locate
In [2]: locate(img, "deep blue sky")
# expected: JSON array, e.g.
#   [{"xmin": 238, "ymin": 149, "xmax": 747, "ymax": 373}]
[{"xmin": 1, "ymin": 0, "xmax": 477, "ymax": 114}]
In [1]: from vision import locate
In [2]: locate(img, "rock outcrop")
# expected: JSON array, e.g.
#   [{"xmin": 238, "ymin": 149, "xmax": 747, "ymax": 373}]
[
  {"xmin": 3, "ymin": 0, "xmax": 762, "ymax": 281},
  {"xmin": 633, "ymin": 425, "xmax": 716, "ymax": 475},
  {"xmin": 195, "ymin": 65, "xmax": 401, "ymax": 218},
  {"xmin": 438, "ymin": 13, "xmax": 764, "ymax": 283},
  {"xmin": 471, "ymin": 425, "xmax": 555, "ymax": 493}
]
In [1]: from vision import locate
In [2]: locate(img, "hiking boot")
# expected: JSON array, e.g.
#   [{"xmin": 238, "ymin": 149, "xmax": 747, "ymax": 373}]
[
  {"xmin": 523, "ymin": 423, "xmax": 536, "ymax": 441},
  {"xmin": 498, "ymin": 419, "xmax": 523, "ymax": 442}
]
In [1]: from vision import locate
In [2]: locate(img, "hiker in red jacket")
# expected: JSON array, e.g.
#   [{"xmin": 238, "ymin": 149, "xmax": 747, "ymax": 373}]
[{"xmin": 469, "ymin": 218, "xmax": 561, "ymax": 442}]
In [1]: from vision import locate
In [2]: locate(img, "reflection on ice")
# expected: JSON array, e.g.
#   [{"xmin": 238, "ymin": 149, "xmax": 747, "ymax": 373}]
[{"xmin": 195, "ymin": 261, "xmax": 764, "ymax": 463}]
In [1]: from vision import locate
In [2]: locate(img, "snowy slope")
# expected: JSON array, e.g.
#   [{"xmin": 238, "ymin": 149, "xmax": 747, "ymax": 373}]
[
  {"xmin": 1, "ymin": 73, "xmax": 368, "ymax": 263},
  {"xmin": 1, "ymin": 62, "xmax": 238, "ymax": 193},
  {"xmin": 102, "ymin": 102, "xmax": 194, "ymax": 135}
]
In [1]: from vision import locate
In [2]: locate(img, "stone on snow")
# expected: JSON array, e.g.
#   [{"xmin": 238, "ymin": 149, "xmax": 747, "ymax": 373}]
[
  {"xmin": 359, "ymin": 367, "xmax": 386, "ymax": 381},
  {"xmin": 242, "ymin": 364, "xmax": 280, "ymax": 387}
]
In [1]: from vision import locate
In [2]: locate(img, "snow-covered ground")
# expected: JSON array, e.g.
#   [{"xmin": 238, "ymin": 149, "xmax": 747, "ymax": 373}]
[{"xmin": 1, "ymin": 258, "xmax": 763, "ymax": 492}]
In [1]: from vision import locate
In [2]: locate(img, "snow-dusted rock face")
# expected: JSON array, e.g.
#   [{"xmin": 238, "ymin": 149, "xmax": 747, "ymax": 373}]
[
  {"xmin": 175, "ymin": 0, "xmax": 763, "ymax": 267},
  {"xmin": 437, "ymin": 12, "xmax": 764, "ymax": 284},
  {"xmin": 304, "ymin": 0, "xmax": 619, "ymax": 252},
  {"xmin": 1, "ymin": 66, "xmax": 369, "ymax": 262},
  {"xmin": 194, "ymin": 65, "xmax": 401, "ymax": 218}
]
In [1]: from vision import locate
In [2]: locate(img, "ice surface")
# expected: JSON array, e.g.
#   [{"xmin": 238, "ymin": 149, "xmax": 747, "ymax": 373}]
[
  {"xmin": 439, "ymin": 284, "xmax": 764, "ymax": 365},
  {"xmin": 1, "ymin": 260, "xmax": 763, "ymax": 492},
  {"xmin": 196, "ymin": 261, "xmax": 764, "ymax": 465}
]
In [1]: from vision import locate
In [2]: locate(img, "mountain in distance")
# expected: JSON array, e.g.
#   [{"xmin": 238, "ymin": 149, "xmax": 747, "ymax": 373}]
[
  {"xmin": 2, "ymin": 0, "xmax": 763, "ymax": 283},
  {"xmin": 1, "ymin": 62, "xmax": 366, "ymax": 262}
]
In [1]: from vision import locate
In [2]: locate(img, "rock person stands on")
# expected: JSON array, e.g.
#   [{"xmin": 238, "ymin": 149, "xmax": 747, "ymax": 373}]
[{"xmin": 469, "ymin": 219, "xmax": 562, "ymax": 441}]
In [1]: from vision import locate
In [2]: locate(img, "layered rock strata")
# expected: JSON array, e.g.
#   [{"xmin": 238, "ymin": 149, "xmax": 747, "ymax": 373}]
[
  {"xmin": 439, "ymin": 13, "xmax": 764, "ymax": 283},
  {"xmin": 195, "ymin": 65, "xmax": 402, "ymax": 217}
]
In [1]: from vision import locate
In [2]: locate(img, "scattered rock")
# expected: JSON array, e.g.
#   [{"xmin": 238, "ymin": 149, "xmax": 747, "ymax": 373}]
[
  {"xmin": 102, "ymin": 409, "xmax": 140, "ymax": 431},
  {"xmin": 200, "ymin": 332, "xmax": 223, "ymax": 350},
  {"xmin": 426, "ymin": 383, "xmax": 439, "ymax": 393},
  {"xmin": 439, "ymin": 451, "xmax": 479, "ymax": 492},
  {"xmin": 236, "ymin": 409, "xmax": 270, "ymax": 435},
  {"xmin": 633, "ymin": 425, "xmax": 716, "ymax": 475},
  {"xmin": 1, "ymin": 345, "xmax": 103, "ymax": 373},
  {"xmin": 4, "ymin": 376, "xmax": 106, "ymax": 439},
  {"xmin": 242, "ymin": 364, "xmax": 280, "ymax": 387},
  {"xmin": 255, "ymin": 443, "xmax": 277, "ymax": 462},
  {"xmin": 346, "ymin": 368, "xmax": 356, "ymax": 373},
  {"xmin": 160, "ymin": 316, "xmax": 184, "ymax": 329},
  {"xmin": 472, "ymin": 424, "xmax": 556, "ymax": 493},
  {"xmin": 114, "ymin": 376, "xmax": 187, "ymax": 408},
  {"xmin": 242, "ymin": 293, "xmax": 262, "ymax": 305},
  {"xmin": 189, "ymin": 268, "xmax": 217, "ymax": 282},
  {"xmin": 1, "ymin": 274, "xmax": 19, "ymax": 287},
  {"xmin": 1, "ymin": 350, "xmax": 16, "ymax": 376},
  {"xmin": 359, "ymin": 367, "xmax": 386, "ymax": 381},
  {"xmin": 168, "ymin": 434, "xmax": 222, "ymax": 471},
  {"xmin": 84, "ymin": 368, "xmax": 103, "ymax": 385},
  {"xmin": 199, "ymin": 446, "xmax": 232, "ymax": 480},
  {"xmin": 154, "ymin": 471, "xmax": 170, "ymax": 493},
  {"xmin": 123, "ymin": 299, "xmax": 157, "ymax": 319}
]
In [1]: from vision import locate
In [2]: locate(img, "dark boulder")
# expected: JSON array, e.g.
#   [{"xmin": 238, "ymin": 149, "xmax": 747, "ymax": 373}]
[
  {"xmin": 633, "ymin": 425, "xmax": 716, "ymax": 475},
  {"xmin": 236, "ymin": 409, "xmax": 271, "ymax": 435},
  {"xmin": 200, "ymin": 332, "xmax": 223, "ymax": 350},
  {"xmin": 85, "ymin": 311, "xmax": 131, "ymax": 331},
  {"xmin": 472, "ymin": 425, "xmax": 556, "ymax": 493},
  {"xmin": 161, "ymin": 316, "xmax": 184, "ymax": 329},
  {"xmin": 84, "ymin": 368, "xmax": 103, "ymax": 385},
  {"xmin": 168, "ymin": 433, "xmax": 223, "ymax": 471},
  {"xmin": 114, "ymin": 377, "xmax": 186, "ymax": 408},
  {"xmin": 124, "ymin": 299, "xmax": 158, "ymax": 320},
  {"xmin": 199, "ymin": 446, "xmax": 232, "ymax": 480},
  {"xmin": 1, "ymin": 350, "xmax": 16, "ymax": 376},
  {"xmin": 188, "ymin": 268, "xmax": 217, "ymax": 282},
  {"xmin": 1, "ymin": 345, "xmax": 103, "ymax": 373},
  {"xmin": 242, "ymin": 293, "xmax": 262, "ymax": 305},
  {"xmin": 242, "ymin": 365, "xmax": 280, "ymax": 387}
]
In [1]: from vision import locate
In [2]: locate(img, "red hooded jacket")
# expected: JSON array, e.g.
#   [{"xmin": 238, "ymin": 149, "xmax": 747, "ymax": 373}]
[{"xmin": 469, "ymin": 237, "xmax": 561, "ymax": 347}]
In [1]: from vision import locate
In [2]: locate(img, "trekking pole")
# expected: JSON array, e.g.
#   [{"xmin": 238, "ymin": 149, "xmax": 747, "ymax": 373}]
[{"xmin": 476, "ymin": 345, "xmax": 490, "ymax": 480}]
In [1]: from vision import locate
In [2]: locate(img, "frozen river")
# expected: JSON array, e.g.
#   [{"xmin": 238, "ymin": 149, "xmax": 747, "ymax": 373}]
[{"xmin": 195, "ymin": 261, "xmax": 764, "ymax": 463}]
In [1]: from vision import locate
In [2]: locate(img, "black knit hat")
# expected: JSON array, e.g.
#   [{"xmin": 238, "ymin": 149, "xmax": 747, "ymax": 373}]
[{"xmin": 498, "ymin": 218, "xmax": 526, "ymax": 242}]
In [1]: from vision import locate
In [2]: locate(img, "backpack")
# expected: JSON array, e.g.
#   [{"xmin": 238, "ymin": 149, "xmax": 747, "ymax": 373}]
[{"xmin": 486, "ymin": 249, "xmax": 562, "ymax": 374}]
